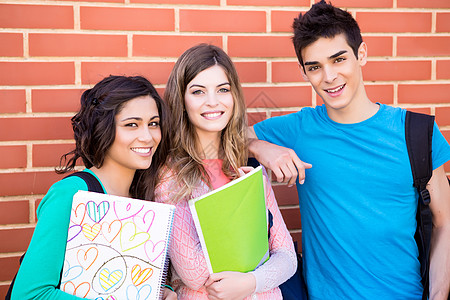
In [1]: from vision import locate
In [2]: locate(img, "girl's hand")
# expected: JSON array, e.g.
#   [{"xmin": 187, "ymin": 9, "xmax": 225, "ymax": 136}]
[
  {"xmin": 205, "ymin": 271, "xmax": 256, "ymax": 300},
  {"xmin": 163, "ymin": 287, "xmax": 177, "ymax": 299},
  {"xmin": 238, "ymin": 166, "xmax": 254, "ymax": 177}
]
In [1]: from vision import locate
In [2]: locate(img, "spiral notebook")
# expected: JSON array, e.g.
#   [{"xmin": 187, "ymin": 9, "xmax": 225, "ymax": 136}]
[
  {"xmin": 188, "ymin": 166, "xmax": 269, "ymax": 274},
  {"xmin": 61, "ymin": 191, "xmax": 175, "ymax": 300}
]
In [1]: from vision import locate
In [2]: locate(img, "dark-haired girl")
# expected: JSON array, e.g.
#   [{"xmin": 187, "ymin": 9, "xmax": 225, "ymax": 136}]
[{"xmin": 10, "ymin": 75, "xmax": 176, "ymax": 299}]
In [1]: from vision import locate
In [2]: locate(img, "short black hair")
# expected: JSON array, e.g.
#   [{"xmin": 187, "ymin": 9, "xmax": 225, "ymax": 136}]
[{"xmin": 292, "ymin": 0, "xmax": 363, "ymax": 68}]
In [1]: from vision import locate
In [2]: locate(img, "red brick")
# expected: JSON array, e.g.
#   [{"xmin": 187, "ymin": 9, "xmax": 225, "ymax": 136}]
[
  {"xmin": 0, "ymin": 171, "xmax": 64, "ymax": 197},
  {"xmin": 133, "ymin": 35, "xmax": 222, "ymax": 57},
  {"xmin": 0, "ymin": 117, "xmax": 72, "ymax": 141},
  {"xmin": 132, "ymin": 0, "xmax": 218, "ymax": 4},
  {"xmin": 58, "ymin": 0, "xmax": 123, "ymax": 2},
  {"xmin": 272, "ymin": 61, "xmax": 302, "ymax": 83},
  {"xmin": 437, "ymin": 13, "xmax": 450, "ymax": 33},
  {"xmin": 271, "ymin": 11, "xmax": 303, "ymax": 33},
  {"xmin": 180, "ymin": 10, "xmax": 265, "ymax": 33},
  {"xmin": 363, "ymin": 36, "xmax": 393, "ymax": 57},
  {"xmin": 0, "ymin": 33, "xmax": 22, "ymax": 57},
  {"xmin": 0, "ymin": 4, "xmax": 73, "ymax": 29},
  {"xmin": 0, "ymin": 146, "xmax": 27, "ymax": 169},
  {"xmin": 271, "ymin": 110, "xmax": 299, "ymax": 117},
  {"xmin": 356, "ymin": 12, "xmax": 432, "ymax": 33},
  {"xmin": 435, "ymin": 107, "xmax": 450, "ymax": 126},
  {"xmin": 247, "ymin": 112, "xmax": 267, "ymax": 126},
  {"xmin": 363, "ymin": 61, "xmax": 431, "ymax": 81},
  {"xmin": 397, "ymin": 37, "xmax": 450, "ymax": 57},
  {"xmin": 405, "ymin": 107, "xmax": 431, "ymax": 115},
  {"xmin": 228, "ymin": 36, "xmax": 296, "ymax": 58},
  {"xmin": 329, "ymin": 0, "xmax": 393, "ymax": 7},
  {"xmin": 273, "ymin": 185, "xmax": 299, "ymax": 206},
  {"xmin": 0, "ymin": 62, "xmax": 74, "ymax": 86},
  {"xmin": 0, "ymin": 201, "xmax": 29, "ymax": 225},
  {"xmin": 365, "ymin": 84, "xmax": 394, "ymax": 105},
  {"xmin": 234, "ymin": 62, "xmax": 266, "ymax": 83},
  {"xmin": 0, "ymin": 228, "xmax": 34, "ymax": 252},
  {"xmin": 398, "ymin": 0, "xmax": 450, "ymax": 8},
  {"xmin": 81, "ymin": 7, "xmax": 174, "ymax": 31},
  {"xmin": 228, "ymin": 0, "xmax": 307, "ymax": 5},
  {"xmin": 29, "ymin": 34, "xmax": 127, "ymax": 57},
  {"xmin": 81, "ymin": 62, "xmax": 174, "ymax": 85},
  {"xmin": 33, "ymin": 143, "xmax": 77, "ymax": 168},
  {"xmin": 244, "ymin": 86, "xmax": 312, "ymax": 108},
  {"xmin": 0, "ymin": 256, "xmax": 22, "ymax": 281},
  {"xmin": 398, "ymin": 84, "xmax": 450, "ymax": 104},
  {"xmin": 0, "ymin": 90, "xmax": 26, "ymax": 113},
  {"xmin": 280, "ymin": 207, "xmax": 301, "ymax": 230},
  {"xmin": 445, "ymin": 161, "xmax": 450, "ymax": 174},
  {"xmin": 437, "ymin": 60, "xmax": 450, "ymax": 80},
  {"xmin": 32, "ymin": 89, "xmax": 84, "ymax": 113}
]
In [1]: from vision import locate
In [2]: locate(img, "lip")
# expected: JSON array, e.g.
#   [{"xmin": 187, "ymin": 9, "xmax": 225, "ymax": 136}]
[
  {"xmin": 324, "ymin": 84, "xmax": 345, "ymax": 97},
  {"xmin": 131, "ymin": 147, "xmax": 152, "ymax": 157},
  {"xmin": 201, "ymin": 111, "xmax": 224, "ymax": 120}
]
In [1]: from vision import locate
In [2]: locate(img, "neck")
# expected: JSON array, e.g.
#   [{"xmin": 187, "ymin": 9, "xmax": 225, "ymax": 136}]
[
  {"xmin": 89, "ymin": 163, "xmax": 135, "ymax": 197},
  {"xmin": 196, "ymin": 131, "xmax": 221, "ymax": 159}
]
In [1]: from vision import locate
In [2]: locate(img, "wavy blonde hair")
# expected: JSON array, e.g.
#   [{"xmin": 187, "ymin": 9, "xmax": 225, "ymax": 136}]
[{"xmin": 163, "ymin": 44, "xmax": 248, "ymax": 201}]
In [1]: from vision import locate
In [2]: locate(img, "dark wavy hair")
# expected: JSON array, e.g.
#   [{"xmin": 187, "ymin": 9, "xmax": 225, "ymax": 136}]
[
  {"xmin": 292, "ymin": 0, "xmax": 363, "ymax": 68},
  {"xmin": 57, "ymin": 75, "xmax": 170, "ymax": 200}
]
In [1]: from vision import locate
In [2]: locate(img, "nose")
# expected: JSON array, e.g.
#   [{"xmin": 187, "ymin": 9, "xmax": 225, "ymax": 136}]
[
  {"xmin": 323, "ymin": 65, "xmax": 337, "ymax": 83},
  {"xmin": 205, "ymin": 92, "xmax": 219, "ymax": 107},
  {"xmin": 138, "ymin": 126, "xmax": 154, "ymax": 143}
]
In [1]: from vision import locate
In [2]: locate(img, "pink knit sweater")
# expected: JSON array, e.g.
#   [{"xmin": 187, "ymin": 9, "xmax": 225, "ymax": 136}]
[{"xmin": 155, "ymin": 162, "xmax": 297, "ymax": 299}]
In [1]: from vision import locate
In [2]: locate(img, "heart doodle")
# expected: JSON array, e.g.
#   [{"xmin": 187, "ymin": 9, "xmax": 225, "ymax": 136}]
[
  {"xmin": 82, "ymin": 223, "xmax": 101, "ymax": 241},
  {"xmin": 71, "ymin": 203, "xmax": 86, "ymax": 225},
  {"xmin": 120, "ymin": 222, "xmax": 150, "ymax": 252},
  {"xmin": 63, "ymin": 281, "xmax": 91, "ymax": 298},
  {"xmin": 61, "ymin": 262, "xmax": 83, "ymax": 283},
  {"xmin": 77, "ymin": 247, "xmax": 98, "ymax": 270},
  {"xmin": 87, "ymin": 200, "xmax": 110, "ymax": 222},
  {"xmin": 126, "ymin": 284, "xmax": 152, "ymax": 300},
  {"xmin": 131, "ymin": 264, "xmax": 153, "ymax": 286},
  {"xmin": 113, "ymin": 202, "xmax": 144, "ymax": 221},
  {"xmin": 67, "ymin": 224, "xmax": 82, "ymax": 242},
  {"xmin": 144, "ymin": 240, "xmax": 166, "ymax": 263},
  {"xmin": 99, "ymin": 268, "xmax": 123, "ymax": 292},
  {"xmin": 133, "ymin": 210, "xmax": 155, "ymax": 233},
  {"xmin": 101, "ymin": 219, "xmax": 122, "ymax": 243}
]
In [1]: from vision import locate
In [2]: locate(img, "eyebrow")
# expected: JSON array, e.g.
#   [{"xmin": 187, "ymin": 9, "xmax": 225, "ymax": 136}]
[
  {"xmin": 120, "ymin": 115, "xmax": 159, "ymax": 122},
  {"xmin": 188, "ymin": 82, "xmax": 230, "ymax": 89},
  {"xmin": 304, "ymin": 50, "xmax": 348, "ymax": 66}
]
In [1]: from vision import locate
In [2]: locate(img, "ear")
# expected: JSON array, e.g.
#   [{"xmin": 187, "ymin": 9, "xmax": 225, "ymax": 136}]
[
  {"xmin": 357, "ymin": 42, "xmax": 368, "ymax": 66},
  {"xmin": 298, "ymin": 62, "xmax": 310, "ymax": 82}
]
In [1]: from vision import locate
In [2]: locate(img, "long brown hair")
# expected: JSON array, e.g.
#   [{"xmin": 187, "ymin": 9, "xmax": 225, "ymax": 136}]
[{"xmin": 163, "ymin": 44, "xmax": 248, "ymax": 201}]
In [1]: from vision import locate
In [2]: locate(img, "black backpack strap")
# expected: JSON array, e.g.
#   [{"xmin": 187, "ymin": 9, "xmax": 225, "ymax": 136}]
[
  {"xmin": 405, "ymin": 111, "xmax": 434, "ymax": 300},
  {"xmin": 64, "ymin": 171, "xmax": 104, "ymax": 194}
]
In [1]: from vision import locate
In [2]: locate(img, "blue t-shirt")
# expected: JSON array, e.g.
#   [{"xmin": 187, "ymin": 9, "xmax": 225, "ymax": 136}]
[{"xmin": 254, "ymin": 104, "xmax": 450, "ymax": 299}]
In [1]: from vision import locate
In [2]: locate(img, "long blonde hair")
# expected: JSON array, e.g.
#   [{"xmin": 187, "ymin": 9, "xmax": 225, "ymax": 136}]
[{"xmin": 163, "ymin": 44, "xmax": 248, "ymax": 201}]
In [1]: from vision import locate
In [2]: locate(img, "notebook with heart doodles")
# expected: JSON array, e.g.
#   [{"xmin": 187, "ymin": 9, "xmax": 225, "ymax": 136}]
[{"xmin": 61, "ymin": 191, "xmax": 175, "ymax": 300}]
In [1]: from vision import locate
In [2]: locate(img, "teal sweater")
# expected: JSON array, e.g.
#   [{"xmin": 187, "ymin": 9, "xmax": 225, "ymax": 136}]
[{"xmin": 12, "ymin": 169, "xmax": 106, "ymax": 300}]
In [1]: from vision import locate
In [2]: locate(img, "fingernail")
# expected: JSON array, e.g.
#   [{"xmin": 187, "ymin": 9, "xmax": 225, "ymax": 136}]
[{"xmin": 300, "ymin": 180, "xmax": 305, "ymax": 184}]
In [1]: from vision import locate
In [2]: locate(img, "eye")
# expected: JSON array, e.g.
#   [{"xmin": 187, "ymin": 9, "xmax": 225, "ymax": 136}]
[
  {"xmin": 124, "ymin": 123, "xmax": 138, "ymax": 127},
  {"xmin": 308, "ymin": 65, "xmax": 319, "ymax": 72},
  {"xmin": 218, "ymin": 87, "xmax": 230, "ymax": 93},
  {"xmin": 192, "ymin": 89, "xmax": 204, "ymax": 95},
  {"xmin": 149, "ymin": 121, "xmax": 160, "ymax": 128},
  {"xmin": 335, "ymin": 57, "xmax": 345, "ymax": 63}
]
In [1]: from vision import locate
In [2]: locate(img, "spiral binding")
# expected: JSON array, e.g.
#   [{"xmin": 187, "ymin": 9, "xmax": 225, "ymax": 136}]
[{"xmin": 156, "ymin": 206, "xmax": 176, "ymax": 299}]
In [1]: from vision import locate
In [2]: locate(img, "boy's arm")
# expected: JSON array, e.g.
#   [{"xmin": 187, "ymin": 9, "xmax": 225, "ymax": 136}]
[
  {"xmin": 248, "ymin": 126, "xmax": 311, "ymax": 186},
  {"xmin": 428, "ymin": 165, "xmax": 450, "ymax": 300}
]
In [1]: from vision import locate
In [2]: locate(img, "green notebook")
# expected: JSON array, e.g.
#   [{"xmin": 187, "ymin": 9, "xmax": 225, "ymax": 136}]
[{"xmin": 188, "ymin": 166, "xmax": 269, "ymax": 274}]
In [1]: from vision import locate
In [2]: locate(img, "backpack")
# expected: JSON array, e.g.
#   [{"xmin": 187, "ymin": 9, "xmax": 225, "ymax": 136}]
[
  {"xmin": 405, "ymin": 111, "xmax": 450, "ymax": 300},
  {"xmin": 5, "ymin": 171, "xmax": 104, "ymax": 300}
]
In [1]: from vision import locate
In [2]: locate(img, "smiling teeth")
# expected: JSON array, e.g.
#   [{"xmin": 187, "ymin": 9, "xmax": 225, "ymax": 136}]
[
  {"xmin": 327, "ymin": 85, "xmax": 344, "ymax": 93},
  {"xmin": 203, "ymin": 112, "xmax": 222, "ymax": 118},
  {"xmin": 132, "ymin": 147, "xmax": 150, "ymax": 154}
]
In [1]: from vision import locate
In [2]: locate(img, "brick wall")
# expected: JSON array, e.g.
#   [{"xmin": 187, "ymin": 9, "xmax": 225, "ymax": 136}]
[{"xmin": 0, "ymin": 0, "xmax": 449, "ymax": 296}]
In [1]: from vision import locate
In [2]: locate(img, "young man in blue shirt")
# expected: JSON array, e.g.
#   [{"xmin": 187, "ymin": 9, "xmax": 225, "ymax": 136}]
[{"xmin": 249, "ymin": 1, "xmax": 450, "ymax": 299}]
